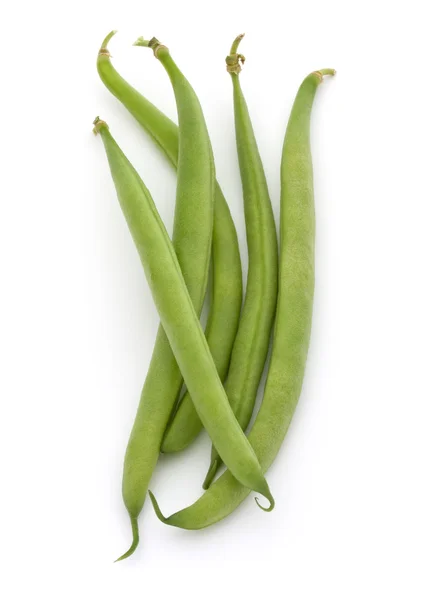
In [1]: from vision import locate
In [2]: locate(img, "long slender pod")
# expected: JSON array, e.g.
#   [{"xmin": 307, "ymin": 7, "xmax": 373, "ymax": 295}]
[
  {"xmin": 201, "ymin": 35, "xmax": 278, "ymax": 483},
  {"xmin": 149, "ymin": 68, "xmax": 335, "ymax": 529},
  {"xmin": 110, "ymin": 35, "xmax": 215, "ymax": 561},
  {"xmin": 97, "ymin": 32, "xmax": 243, "ymax": 453},
  {"xmin": 95, "ymin": 119, "xmax": 273, "ymax": 539},
  {"xmin": 163, "ymin": 35, "xmax": 278, "ymax": 479}
]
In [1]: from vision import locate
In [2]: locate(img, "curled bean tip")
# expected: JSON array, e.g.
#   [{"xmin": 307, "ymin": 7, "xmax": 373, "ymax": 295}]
[{"xmin": 254, "ymin": 494, "xmax": 275, "ymax": 513}]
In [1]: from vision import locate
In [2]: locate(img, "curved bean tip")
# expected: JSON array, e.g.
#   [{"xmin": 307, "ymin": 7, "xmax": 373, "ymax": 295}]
[
  {"xmin": 321, "ymin": 68, "xmax": 336, "ymax": 76},
  {"xmin": 230, "ymin": 32, "xmax": 245, "ymax": 54},
  {"xmin": 99, "ymin": 30, "xmax": 117, "ymax": 56},
  {"xmin": 148, "ymin": 490, "xmax": 168, "ymax": 523},
  {"xmin": 114, "ymin": 516, "xmax": 139, "ymax": 562},
  {"xmin": 226, "ymin": 34, "xmax": 246, "ymax": 74},
  {"xmin": 254, "ymin": 495, "xmax": 275, "ymax": 512},
  {"xmin": 313, "ymin": 68, "xmax": 336, "ymax": 83}
]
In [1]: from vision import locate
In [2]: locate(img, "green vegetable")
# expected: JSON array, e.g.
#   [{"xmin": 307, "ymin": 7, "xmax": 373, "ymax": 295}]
[
  {"xmin": 95, "ymin": 117, "xmax": 273, "ymax": 541},
  {"xmin": 106, "ymin": 34, "xmax": 215, "ymax": 561},
  {"xmin": 148, "ymin": 68, "xmax": 335, "ymax": 529},
  {"xmin": 163, "ymin": 35, "xmax": 278, "ymax": 469},
  {"xmin": 97, "ymin": 31, "xmax": 243, "ymax": 458}
]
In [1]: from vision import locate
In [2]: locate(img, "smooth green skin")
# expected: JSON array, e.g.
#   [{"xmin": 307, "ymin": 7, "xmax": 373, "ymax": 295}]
[
  {"xmin": 111, "ymin": 38, "xmax": 215, "ymax": 561},
  {"xmin": 164, "ymin": 38, "xmax": 278, "ymax": 462},
  {"xmin": 201, "ymin": 39, "xmax": 278, "ymax": 486},
  {"xmin": 149, "ymin": 69, "xmax": 334, "ymax": 530},
  {"xmin": 161, "ymin": 194, "xmax": 243, "ymax": 452},
  {"xmin": 97, "ymin": 32, "xmax": 243, "ymax": 456},
  {"xmin": 95, "ymin": 121, "xmax": 274, "ymax": 536}
]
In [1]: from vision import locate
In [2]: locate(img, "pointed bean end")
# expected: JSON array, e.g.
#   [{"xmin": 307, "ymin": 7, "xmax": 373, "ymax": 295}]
[
  {"xmin": 202, "ymin": 458, "xmax": 219, "ymax": 490},
  {"xmin": 149, "ymin": 490, "xmax": 169, "ymax": 523},
  {"xmin": 114, "ymin": 516, "xmax": 139, "ymax": 562},
  {"xmin": 254, "ymin": 481, "xmax": 275, "ymax": 512}
]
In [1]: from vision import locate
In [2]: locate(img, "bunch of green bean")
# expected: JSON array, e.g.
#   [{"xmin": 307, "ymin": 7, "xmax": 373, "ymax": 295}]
[{"xmin": 94, "ymin": 31, "xmax": 334, "ymax": 560}]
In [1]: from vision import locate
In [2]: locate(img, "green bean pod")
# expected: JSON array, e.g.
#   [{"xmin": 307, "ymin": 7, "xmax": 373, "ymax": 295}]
[
  {"xmin": 97, "ymin": 32, "xmax": 243, "ymax": 456},
  {"xmin": 95, "ymin": 119, "xmax": 273, "ymax": 535},
  {"xmin": 149, "ymin": 68, "xmax": 335, "ymax": 530},
  {"xmin": 163, "ymin": 35, "xmax": 278, "ymax": 483},
  {"xmin": 109, "ymin": 36, "xmax": 215, "ymax": 561}
]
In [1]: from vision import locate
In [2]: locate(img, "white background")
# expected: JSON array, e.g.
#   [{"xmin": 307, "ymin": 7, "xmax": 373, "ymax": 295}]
[{"xmin": 1, "ymin": 0, "xmax": 420, "ymax": 597}]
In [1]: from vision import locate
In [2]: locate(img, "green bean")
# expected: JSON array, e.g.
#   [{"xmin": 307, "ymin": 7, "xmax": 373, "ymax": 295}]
[
  {"xmin": 148, "ymin": 68, "xmax": 335, "ymax": 530},
  {"xmin": 97, "ymin": 32, "xmax": 243, "ymax": 455},
  {"xmin": 163, "ymin": 35, "xmax": 278, "ymax": 484},
  {"xmin": 133, "ymin": 38, "xmax": 271, "ymax": 498},
  {"xmin": 106, "ymin": 35, "xmax": 215, "ymax": 561},
  {"xmin": 94, "ymin": 117, "xmax": 273, "ymax": 531}
]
